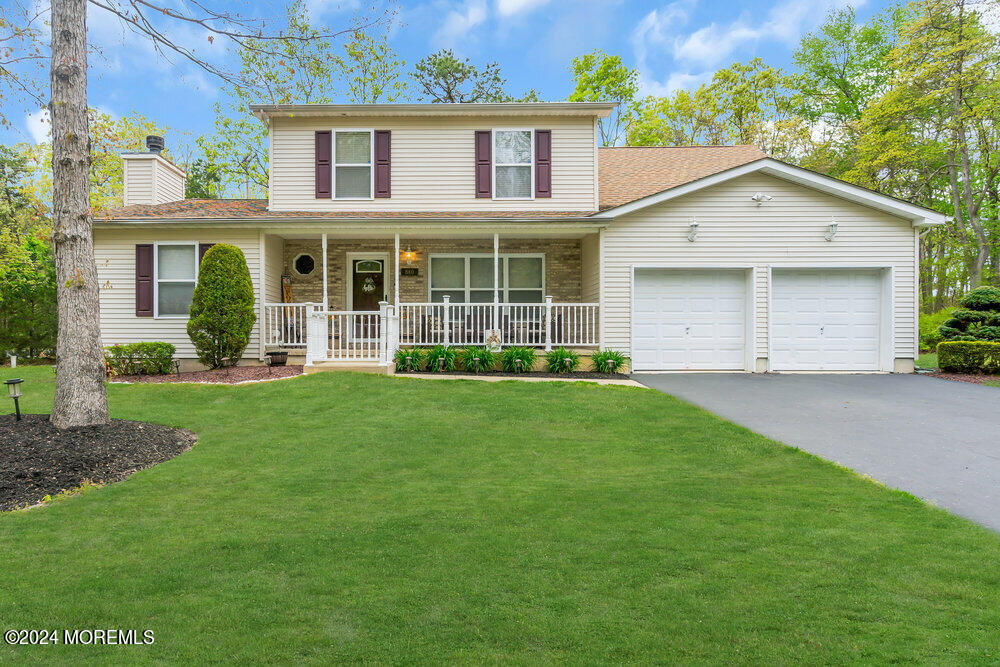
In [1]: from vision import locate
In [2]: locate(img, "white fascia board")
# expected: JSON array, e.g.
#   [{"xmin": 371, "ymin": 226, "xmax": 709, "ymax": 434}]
[{"xmin": 592, "ymin": 158, "xmax": 948, "ymax": 227}]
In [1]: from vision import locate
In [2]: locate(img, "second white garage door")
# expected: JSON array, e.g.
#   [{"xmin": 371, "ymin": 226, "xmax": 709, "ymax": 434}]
[
  {"xmin": 771, "ymin": 269, "xmax": 882, "ymax": 371},
  {"xmin": 632, "ymin": 269, "xmax": 748, "ymax": 371}
]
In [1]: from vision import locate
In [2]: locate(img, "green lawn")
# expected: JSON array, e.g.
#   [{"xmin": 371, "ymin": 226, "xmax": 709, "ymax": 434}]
[{"xmin": 2, "ymin": 366, "xmax": 1000, "ymax": 663}]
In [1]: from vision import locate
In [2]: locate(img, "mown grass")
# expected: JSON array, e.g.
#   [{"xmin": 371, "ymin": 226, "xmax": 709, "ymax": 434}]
[{"xmin": 2, "ymin": 366, "xmax": 999, "ymax": 663}]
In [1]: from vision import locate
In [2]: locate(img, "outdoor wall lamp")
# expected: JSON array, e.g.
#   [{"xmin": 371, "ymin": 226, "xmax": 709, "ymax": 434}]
[
  {"xmin": 5, "ymin": 378, "xmax": 23, "ymax": 421},
  {"xmin": 402, "ymin": 246, "xmax": 416, "ymax": 266},
  {"xmin": 688, "ymin": 220, "xmax": 700, "ymax": 242},
  {"xmin": 825, "ymin": 222, "xmax": 839, "ymax": 242}
]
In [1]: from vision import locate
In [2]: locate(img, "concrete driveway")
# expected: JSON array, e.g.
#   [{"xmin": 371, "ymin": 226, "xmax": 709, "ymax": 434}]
[{"xmin": 633, "ymin": 373, "xmax": 1000, "ymax": 531}]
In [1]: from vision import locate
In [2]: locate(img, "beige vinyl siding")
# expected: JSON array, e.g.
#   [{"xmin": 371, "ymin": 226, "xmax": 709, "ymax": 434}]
[
  {"xmin": 122, "ymin": 155, "xmax": 185, "ymax": 205},
  {"xmin": 601, "ymin": 173, "xmax": 918, "ymax": 363},
  {"xmin": 580, "ymin": 233, "xmax": 600, "ymax": 302},
  {"xmin": 122, "ymin": 159, "xmax": 153, "ymax": 206},
  {"xmin": 153, "ymin": 161, "xmax": 185, "ymax": 203},
  {"xmin": 95, "ymin": 228, "xmax": 261, "ymax": 359},
  {"xmin": 264, "ymin": 234, "xmax": 284, "ymax": 303},
  {"xmin": 269, "ymin": 115, "xmax": 596, "ymax": 211}
]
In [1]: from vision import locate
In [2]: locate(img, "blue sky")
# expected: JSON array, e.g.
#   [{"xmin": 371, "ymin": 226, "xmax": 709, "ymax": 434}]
[{"xmin": 8, "ymin": 0, "xmax": 893, "ymax": 150}]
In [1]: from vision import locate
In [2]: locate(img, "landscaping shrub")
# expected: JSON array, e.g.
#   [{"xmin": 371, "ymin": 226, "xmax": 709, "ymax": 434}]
[
  {"xmin": 937, "ymin": 341, "xmax": 1000, "ymax": 374},
  {"xmin": 938, "ymin": 287, "xmax": 1000, "ymax": 344},
  {"xmin": 458, "ymin": 346, "xmax": 497, "ymax": 373},
  {"xmin": 393, "ymin": 347, "xmax": 424, "ymax": 372},
  {"xmin": 104, "ymin": 342, "xmax": 176, "ymax": 376},
  {"xmin": 501, "ymin": 346, "xmax": 536, "ymax": 373},
  {"xmin": 425, "ymin": 345, "xmax": 457, "ymax": 372},
  {"xmin": 919, "ymin": 308, "xmax": 954, "ymax": 350},
  {"xmin": 545, "ymin": 347, "xmax": 580, "ymax": 373},
  {"xmin": 591, "ymin": 349, "xmax": 628, "ymax": 374},
  {"xmin": 187, "ymin": 244, "xmax": 256, "ymax": 369}
]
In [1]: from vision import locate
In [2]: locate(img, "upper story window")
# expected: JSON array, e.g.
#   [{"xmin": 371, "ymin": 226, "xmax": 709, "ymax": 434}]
[
  {"xmin": 334, "ymin": 129, "xmax": 373, "ymax": 199},
  {"xmin": 493, "ymin": 129, "xmax": 533, "ymax": 200}
]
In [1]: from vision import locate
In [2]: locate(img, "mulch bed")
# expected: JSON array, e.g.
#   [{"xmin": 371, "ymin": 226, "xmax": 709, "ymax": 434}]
[
  {"xmin": 395, "ymin": 370, "xmax": 630, "ymax": 380},
  {"xmin": 0, "ymin": 414, "xmax": 196, "ymax": 511},
  {"xmin": 926, "ymin": 371, "xmax": 1000, "ymax": 385},
  {"xmin": 111, "ymin": 365, "xmax": 303, "ymax": 384}
]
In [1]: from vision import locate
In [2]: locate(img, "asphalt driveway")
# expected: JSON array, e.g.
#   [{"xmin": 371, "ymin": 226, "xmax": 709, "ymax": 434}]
[{"xmin": 633, "ymin": 373, "xmax": 1000, "ymax": 531}]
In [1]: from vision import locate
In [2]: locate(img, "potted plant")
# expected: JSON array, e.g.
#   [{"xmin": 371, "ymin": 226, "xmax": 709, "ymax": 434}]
[{"xmin": 266, "ymin": 350, "xmax": 288, "ymax": 366}]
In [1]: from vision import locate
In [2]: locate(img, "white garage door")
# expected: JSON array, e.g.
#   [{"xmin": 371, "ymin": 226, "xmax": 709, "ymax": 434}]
[
  {"xmin": 771, "ymin": 269, "xmax": 882, "ymax": 371},
  {"xmin": 632, "ymin": 269, "xmax": 747, "ymax": 371}
]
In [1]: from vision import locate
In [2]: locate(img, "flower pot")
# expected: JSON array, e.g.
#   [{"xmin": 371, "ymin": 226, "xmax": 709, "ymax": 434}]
[{"xmin": 266, "ymin": 351, "xmax": 288, "ymax": 366}]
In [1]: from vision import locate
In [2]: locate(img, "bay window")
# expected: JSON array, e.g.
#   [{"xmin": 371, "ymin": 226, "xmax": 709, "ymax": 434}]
[
  {"xmin": 429, "ymin": 254, "xmax": 544, "ymax": 303},
  {"xmin": 155, "ymin": 242, "xmax": 198, "ymax": 317},
  {"xmin": 333, "ymin": 129, "xmax": 373, "ymax": 199},
  {"xmin": 493, "ymin": 129, "xmax": 533, "ymax": 199}
]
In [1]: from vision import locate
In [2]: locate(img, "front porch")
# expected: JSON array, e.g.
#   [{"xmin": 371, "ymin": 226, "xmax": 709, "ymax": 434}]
[{"xmin": 258, "ymin": 229, "xmax": 601, "ymax": 366}]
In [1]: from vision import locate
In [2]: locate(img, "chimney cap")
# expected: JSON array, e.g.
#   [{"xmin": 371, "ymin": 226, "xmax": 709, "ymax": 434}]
[{"xmin": 146, "ymin": 135, "xmax": 165, "ymax": 153}]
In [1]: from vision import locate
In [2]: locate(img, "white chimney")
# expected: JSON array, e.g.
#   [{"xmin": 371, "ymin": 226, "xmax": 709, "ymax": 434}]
[{"xmin": 122, "ymin": 135, "xmax": 186, "ymax": 206}]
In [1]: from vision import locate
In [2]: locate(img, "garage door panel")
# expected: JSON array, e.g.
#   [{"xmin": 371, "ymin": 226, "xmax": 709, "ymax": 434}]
[
  {"xmin": 632, "ymin": 269, "xmax": 748, "ymax": 371},
  {"xmin": 772, "ymin": 269, "xmax": 881, "ymax": 371}
]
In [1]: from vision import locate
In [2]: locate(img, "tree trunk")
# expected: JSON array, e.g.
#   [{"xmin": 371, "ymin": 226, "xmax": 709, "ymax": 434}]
[{"xmin": 49, "ymin": 0, "xmax": 109, "ymax": 428}]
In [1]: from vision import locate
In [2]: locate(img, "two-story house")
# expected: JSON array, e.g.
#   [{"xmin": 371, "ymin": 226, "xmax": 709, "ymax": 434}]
[{"xmin": 95, "ymin": 102, "xmax": 946, "ymax": 372}]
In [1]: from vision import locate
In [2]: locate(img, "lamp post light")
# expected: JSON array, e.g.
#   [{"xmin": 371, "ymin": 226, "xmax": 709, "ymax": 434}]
[{"xmin": 5, "ymin": 378, "xmax": 23, "ymax": 421}]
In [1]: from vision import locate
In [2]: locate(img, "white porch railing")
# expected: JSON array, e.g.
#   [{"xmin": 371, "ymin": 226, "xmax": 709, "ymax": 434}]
[
  {"xmin": 306, "ymin": 309, "xmax": 387, "ymax": 364},
  {"xmin": 297, "ymin": 297, "xmax": 598, "ymax": 366},
  {"xmin": 396, "ymin": 297, "xmax": 599, "ymax": 349},
  {"xmin": 263, "ymin": 303, "xmax": 321, "ymax": 348}
]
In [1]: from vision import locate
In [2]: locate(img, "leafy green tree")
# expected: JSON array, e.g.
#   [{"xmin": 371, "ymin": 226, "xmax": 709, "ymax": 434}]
[
  {"xmin": 0, "ymin": 143, "xmax": 48, "ymax": 239},
  {"xmin": 184, "ymin": 159, "xmax": 223, "ymax": 199},
  {"xmin": 568, "ymin": 50, "xmax": 639, "ymax": 146},
  {"xmin": 850, "ymin": 0, "xmax": 1000, "ymax": 291},
  {"xmin": 628, "ymin": 87, "xmax": 725, "ymax": 147},
  {"xmin": 412, "ymin": 49, "xmax": 538, "ymax": 103},
  {"xmin": 344, "ymin": 29, "xmax": 408, "ymax": 103},
  {"xmin": 0, "ymin": 233, "xmax": 56, "ymax": 358},
  {"xmin": 187, "ymin": 244, "xmax": 256, "ymax": 369}
]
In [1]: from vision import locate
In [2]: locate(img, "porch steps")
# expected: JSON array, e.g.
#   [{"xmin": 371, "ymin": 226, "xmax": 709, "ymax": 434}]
[{"xmin": 303, "ymin": 361, "xmax": 391, "ymax": 375}]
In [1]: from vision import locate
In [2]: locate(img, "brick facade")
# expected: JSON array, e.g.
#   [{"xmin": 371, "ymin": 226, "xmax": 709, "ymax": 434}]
[{"xmin": 280, "ymin": 238, "xmax": 583, "ymax": 308}]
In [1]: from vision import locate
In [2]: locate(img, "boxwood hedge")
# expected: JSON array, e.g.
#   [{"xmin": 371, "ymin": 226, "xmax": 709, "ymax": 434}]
[{"xmin": 937, "ymin": 341, "xmax": 1000, "ymax": 374}]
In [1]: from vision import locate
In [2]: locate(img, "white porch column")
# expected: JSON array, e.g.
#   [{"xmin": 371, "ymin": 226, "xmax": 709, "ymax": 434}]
[
  {"xmin": 321, "ymin": 233, "xmax": 328, "ymax": 309},
  {"xmin": 394, "ymin": 233, "xmax": 400, "ymax": 308},
  {"xmin": 493, "ymin": 233, "xmax": 500, "ymax": 304}
]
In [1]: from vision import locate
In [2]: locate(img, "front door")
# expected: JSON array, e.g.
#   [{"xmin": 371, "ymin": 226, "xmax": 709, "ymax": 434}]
[
  {"xmin": 351, "ymin": 259, "xmax": 385, "ymax": 311},
  {"xmin": 351, "ymin": 258, "xmax": 384, "ymax": 341}
]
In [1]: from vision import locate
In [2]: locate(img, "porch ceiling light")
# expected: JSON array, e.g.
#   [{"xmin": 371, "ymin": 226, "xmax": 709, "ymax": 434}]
[
  {"xmin": 5, "ymin": 377, "xmax": 23, "ymax": 421},
  {"xmin": 825, "ymin": 222, "xmax": 839, "ymax": 242},
  {"xmin": 687, "ymin": 220, "xmax": 699, "ymax": 242}
]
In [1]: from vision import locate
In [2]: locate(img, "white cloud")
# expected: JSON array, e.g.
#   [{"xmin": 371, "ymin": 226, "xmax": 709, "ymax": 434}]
[
  {"xmin": 433, "ymin": 0, "xmax": 488, "ymax": 47},
  {"xmin": 672, "ymin": 0, "xmax": 863, "ymax": 68},
  {"xmin": 496, "ymin": 0, "xmax": 549, "ymax": 17},
  {"xmin": 25, "ymin": 109, "xmax": 50, "ymax": 144},
  {"xmin": 631, "ymin": 1, "xmax": 692, "ymax": 66},
  {"xmin": 637, "ymin": 69, "xmax": 712, "ymax": 97}
]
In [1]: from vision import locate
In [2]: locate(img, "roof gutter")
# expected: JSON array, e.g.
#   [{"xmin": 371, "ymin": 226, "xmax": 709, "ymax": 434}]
[{"xmin": 250, "ymin": 102, "xmax": 616, "ymax": 122}]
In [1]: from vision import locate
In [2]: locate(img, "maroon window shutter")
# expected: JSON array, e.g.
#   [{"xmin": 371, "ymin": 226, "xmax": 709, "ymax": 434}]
[
  {"xmin": 535, "ymin": 130, "xmax": 552, "ymax": 198},
  {"xmin": 374, "ymin": 130, "xmax": 391, "ymax": 198},
  {"xmin": 198, "ymin": 243, "xmax": 215, "ymax": 264},
  {"xmin": 135, "ymin": 244, "xmax": 154, "ymax": 317},
  {"xmin": 474, "ymin": 130, "xmax": 492, "ymax": 198},
  {"xmin": 315, "ymin": 130, "xmax": 332, "ymax": 198}
]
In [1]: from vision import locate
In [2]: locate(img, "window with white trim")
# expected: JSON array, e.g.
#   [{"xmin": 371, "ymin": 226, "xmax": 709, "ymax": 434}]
[
  {"xmin": 333, "ymin": 129, "xmax": 372, "ymax": 199},
  {"xmin": 429, "ymin": 254, "xmax": 544, "ymax": 303},
  {"xmin": 155, "ymin": 243, "xmax": 198, "ymax": 317},
  {"xmin": 493, "ymin": 129, "xmax": 533, "ymax": 199}
]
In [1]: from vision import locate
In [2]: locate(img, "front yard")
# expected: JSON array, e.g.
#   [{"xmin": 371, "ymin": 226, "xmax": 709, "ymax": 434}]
[{"xmin": 2, "ymin": 366, "xmax": 999, "ymax": 662}]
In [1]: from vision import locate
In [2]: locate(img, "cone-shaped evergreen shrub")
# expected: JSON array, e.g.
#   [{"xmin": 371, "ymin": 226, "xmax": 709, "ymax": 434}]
[{"xmin": 187, "ymin": 244, "xmax": 256, "ymax": 368}]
